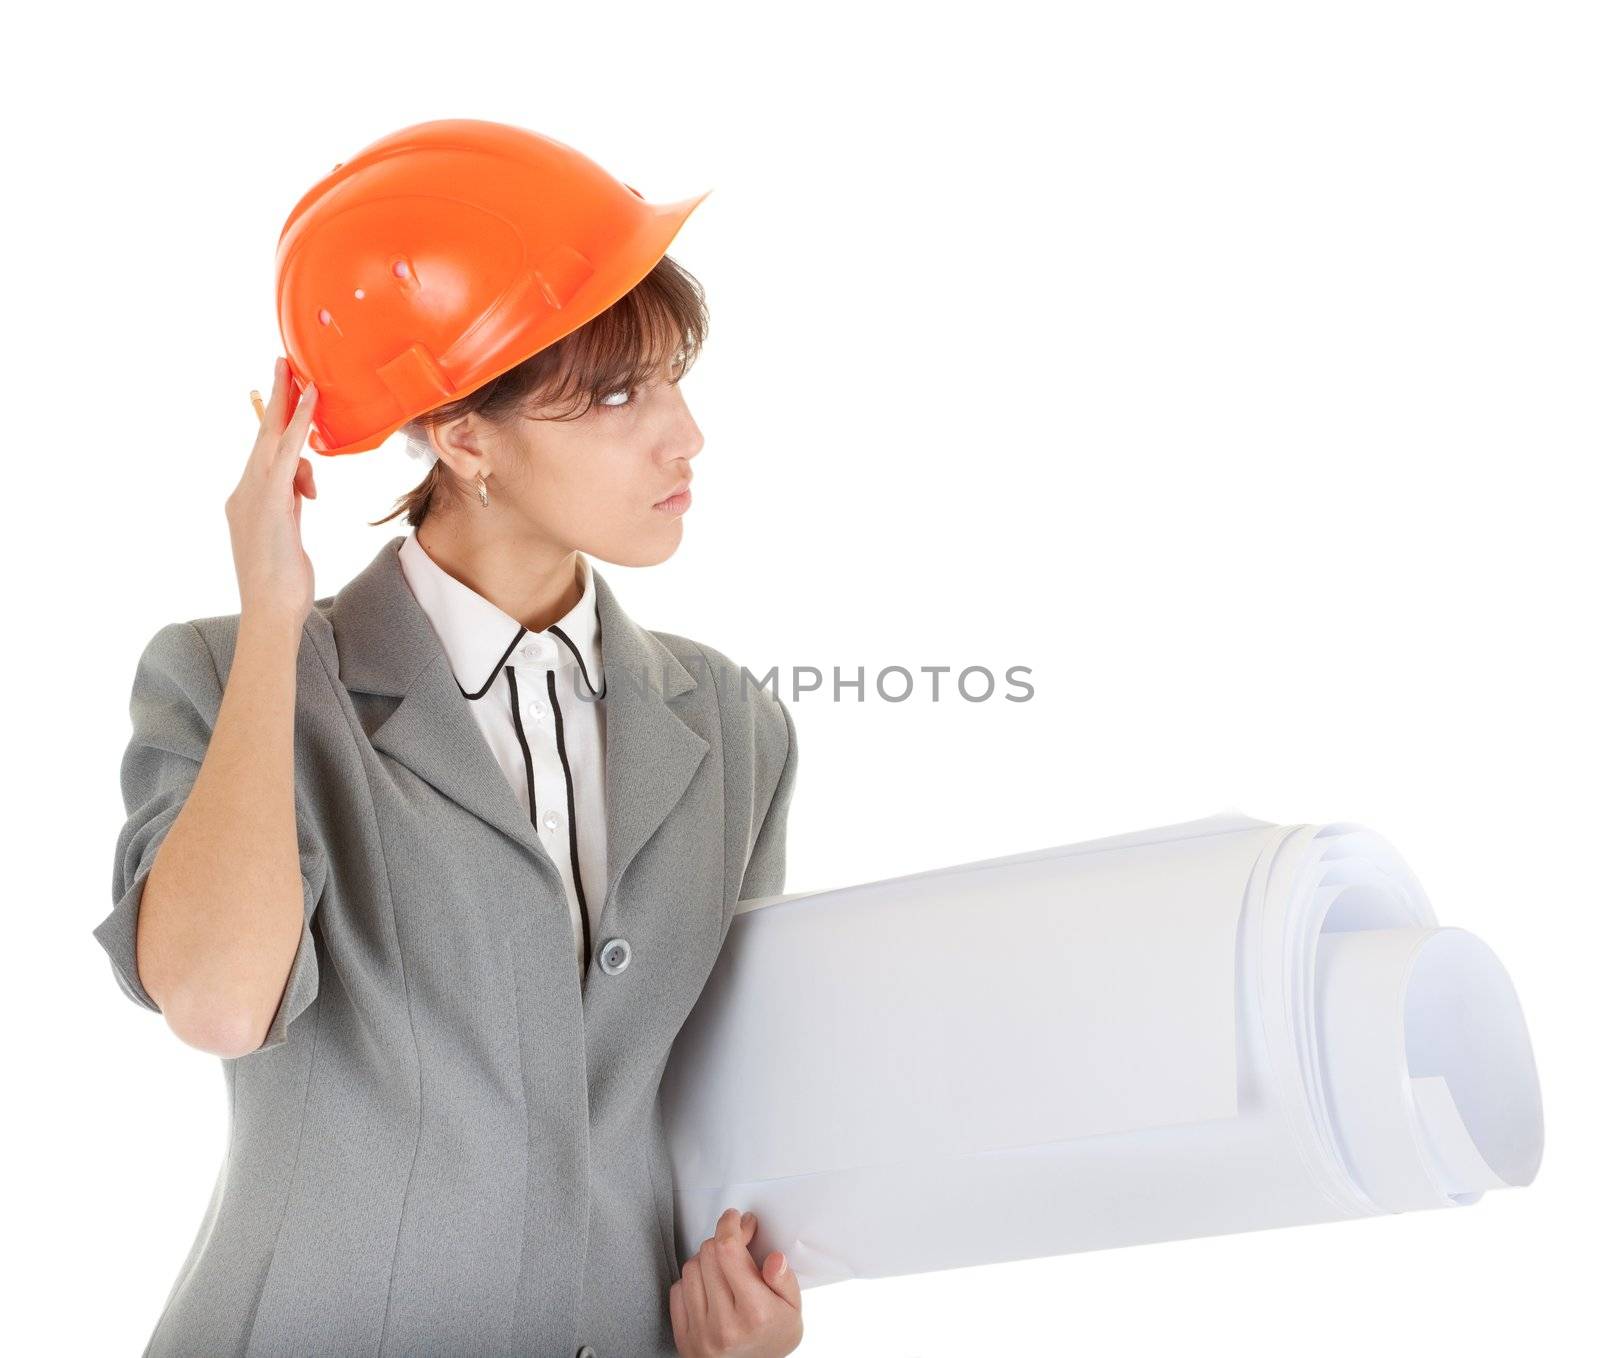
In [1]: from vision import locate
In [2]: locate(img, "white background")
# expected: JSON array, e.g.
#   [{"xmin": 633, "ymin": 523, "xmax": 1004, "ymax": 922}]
[{"xmin": 6, "ymin": 1, "xmax": 1595, "ymax": 1353}]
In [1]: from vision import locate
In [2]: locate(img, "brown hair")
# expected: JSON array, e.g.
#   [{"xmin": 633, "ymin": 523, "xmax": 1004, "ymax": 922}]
[{"xmin": 370, "ymin": 253, "xmax": 708, "ymax": 528}]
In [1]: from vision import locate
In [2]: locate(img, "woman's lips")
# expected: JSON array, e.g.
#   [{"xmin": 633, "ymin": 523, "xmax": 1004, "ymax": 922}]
[{"xmin": 652, "ymin": 483, "xmax": 692, "ymax": 515}]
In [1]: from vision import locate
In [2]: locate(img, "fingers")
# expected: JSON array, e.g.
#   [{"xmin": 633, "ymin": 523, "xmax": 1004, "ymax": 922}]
[
  {"xmin": 259, "ymin": 357, "xmax": 294, "ymax": 434},
  {"xmin": 762, "ymin": 1249, "xmax": 802, "ymax": 1308},
  {"xmin": 247, "ymin": 358, "xmax": 316, "ymax": 481},
  {"xmin": 275, "ymin": 374, "xmax": 319, "ymax": 473},
  {"xmin": 694, "ymin": 1212, "xmax": 739, "ymax": 1320},
  {"xmin": 246, "ymin": 358, "xmax": 290, "ymax": 473},
  {"xmin": 677, "ymin": 1247, "xmax": 708, "ymax": 1337},
  {"xmin": 718, "ymin": 1208, "xmax": 780, "ymax": 1312},
  {"xmin": 667, "ymin": 1275, "xmax": 688, "ymax": 1352},
  {"xmin": 672, "ymin": 1209, "xmax": 801, "ymax": 1354}
]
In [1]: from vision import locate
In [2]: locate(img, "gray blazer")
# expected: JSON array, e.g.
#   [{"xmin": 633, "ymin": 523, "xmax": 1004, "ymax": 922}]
[{"xmin": 93, "ymin": 535, "xmax": 798, "ymax": 1358}]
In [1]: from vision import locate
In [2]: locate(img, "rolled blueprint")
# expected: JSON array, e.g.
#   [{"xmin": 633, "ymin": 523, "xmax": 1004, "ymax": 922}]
[{"xmin": 659, "ymin": 813, "xmax": 1544, "ymax": 1286}]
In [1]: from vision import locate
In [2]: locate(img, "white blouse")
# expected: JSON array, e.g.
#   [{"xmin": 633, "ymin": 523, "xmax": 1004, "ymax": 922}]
[{"xmin": 398, "ymin": 530, "xmax": 607, "ymax": 979}]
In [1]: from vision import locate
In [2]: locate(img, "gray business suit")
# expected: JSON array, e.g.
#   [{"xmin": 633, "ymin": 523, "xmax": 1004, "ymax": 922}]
[{"xmin": 93, "ymin": 535, "xmax": 798, "ymax": 1358}]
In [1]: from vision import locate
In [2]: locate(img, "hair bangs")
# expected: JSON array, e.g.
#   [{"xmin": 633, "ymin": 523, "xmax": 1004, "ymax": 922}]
[
  {"xmin": 376, "ymin": 254, "xmax": 708, "ymax": 528},
  {"xmin": 530, "ymin": 262, "xmax": 707, "ymax": 421}
]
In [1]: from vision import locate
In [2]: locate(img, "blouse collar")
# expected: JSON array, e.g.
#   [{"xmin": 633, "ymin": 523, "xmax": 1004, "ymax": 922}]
[{"xmin": 397, "ymin": 530, "xmax": 603, "ymax": 700}]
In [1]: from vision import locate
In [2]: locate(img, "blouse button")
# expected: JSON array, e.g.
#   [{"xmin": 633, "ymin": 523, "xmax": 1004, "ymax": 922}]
[
  {"xmin": 542, "ymin": 810, "xmax": 560, "ymax": 832},
  {"xmin": 598, "ymin": 938, "xmax": 631, "ymax": 975}
]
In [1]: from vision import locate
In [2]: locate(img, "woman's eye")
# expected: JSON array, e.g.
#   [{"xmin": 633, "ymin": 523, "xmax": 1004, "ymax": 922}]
[{"xmin": 598, "ymin": 387, "xmax": 634, "ymax": 408}]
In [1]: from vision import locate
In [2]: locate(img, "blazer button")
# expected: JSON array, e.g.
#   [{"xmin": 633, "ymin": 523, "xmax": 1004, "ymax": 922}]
[{"xmin": 598, "ymin": 937, "xmax": 631, "ymax": 975}]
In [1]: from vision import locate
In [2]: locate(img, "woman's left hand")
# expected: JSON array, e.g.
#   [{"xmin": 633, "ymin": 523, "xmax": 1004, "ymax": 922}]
[{"xmin": 670, "ymin": 1207, "xmax": 803, "ymax": 1357}]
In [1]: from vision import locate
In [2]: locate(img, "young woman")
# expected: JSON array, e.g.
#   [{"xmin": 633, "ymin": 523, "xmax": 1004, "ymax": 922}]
[{"xmin": 93, "ymin": 123, "xmax": 803, "ymax": 1358}]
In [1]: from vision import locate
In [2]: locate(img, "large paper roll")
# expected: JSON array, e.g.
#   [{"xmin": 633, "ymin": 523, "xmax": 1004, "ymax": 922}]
[{"xmin": 659, "ymin": 813, "xmax": 1543, "ymax": 1287}]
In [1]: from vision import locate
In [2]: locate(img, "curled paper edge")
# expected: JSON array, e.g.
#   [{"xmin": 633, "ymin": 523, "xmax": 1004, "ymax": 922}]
[{"xmin": 784, "ymin": 1236, "xmax": 858, "ymax": 1288}]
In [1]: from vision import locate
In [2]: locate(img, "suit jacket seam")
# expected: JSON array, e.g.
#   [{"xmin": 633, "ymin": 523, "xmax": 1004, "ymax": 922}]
[{"xmin": 301, "ymin": 612, "xmax": 429, "ymax": 1353}]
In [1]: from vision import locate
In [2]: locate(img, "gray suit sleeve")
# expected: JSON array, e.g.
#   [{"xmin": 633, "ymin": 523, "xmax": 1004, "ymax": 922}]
[
  {"xmin": 93, "ymin": 620, "xmax": 328, "ymax": 1051},
  {"xmin": 737, "ymin": 695, "xmax": 797, "ymax": 902}
]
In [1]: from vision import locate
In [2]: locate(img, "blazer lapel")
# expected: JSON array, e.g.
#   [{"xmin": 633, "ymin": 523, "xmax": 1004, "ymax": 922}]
[
  {"xmin": 325, "ymin": 536, "xmax": 551, "ymax": 866},
  {"xmin": 588, "ymin": 566, "xmax": 710, "ymax": 916},
  {"xmin": 323, "ymin": 536, "xmax": 709, "ymax": 917}
]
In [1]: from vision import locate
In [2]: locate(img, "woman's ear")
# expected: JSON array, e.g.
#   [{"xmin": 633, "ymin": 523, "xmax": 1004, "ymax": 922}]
[{"xmin": 429, "ymin": 415, "xmax": 493, "ymax": 486}]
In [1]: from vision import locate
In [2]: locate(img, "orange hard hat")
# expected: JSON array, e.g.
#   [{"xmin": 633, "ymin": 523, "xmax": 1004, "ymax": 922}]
[{"xmin": 274, "ymin": 119, "xmax": 711, "ymax": 456}]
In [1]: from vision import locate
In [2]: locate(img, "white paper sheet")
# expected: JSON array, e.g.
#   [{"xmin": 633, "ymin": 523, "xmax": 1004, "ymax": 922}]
[{"xmin": 660, "ymin": 814, "xmax": 1543, "ymax": 1286}]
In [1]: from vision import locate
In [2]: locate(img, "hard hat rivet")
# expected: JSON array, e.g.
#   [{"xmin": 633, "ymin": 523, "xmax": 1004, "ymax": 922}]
[
  {"xmin": 318, "ymin": 308, "xmax": 332, "ymax": 325},
  {"xmin": 354, "ymin": 288, "xmax": 365, "ymax": 300},
  {"xmin": 393, "ymin": 259, "xmax": 410, "ymax": 279}
]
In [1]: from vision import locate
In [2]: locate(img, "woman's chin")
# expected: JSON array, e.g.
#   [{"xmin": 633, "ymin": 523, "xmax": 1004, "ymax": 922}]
[{"xmin": 593, "ymin": 522, "xmax": 685, "ymax": 569}]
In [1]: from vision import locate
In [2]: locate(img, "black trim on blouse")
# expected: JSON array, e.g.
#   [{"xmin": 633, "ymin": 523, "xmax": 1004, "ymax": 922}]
[
  {"xmin": 446, "ymin": 582, "xmax": 602, "ymax": 984},
  {"xmin": 548, "ymin": 619, "xmax": 606, "ymax": 700},
  {"xmin": 458, "ymin": 627, "xmax": 527, "ymax": 701},
  {"xmin": 504, "ymin": 665, "xmax": 537, "ymax": 825},
  {"xmin": 547, "ymin": 668, "xmax": 592, "ymax": 974}
]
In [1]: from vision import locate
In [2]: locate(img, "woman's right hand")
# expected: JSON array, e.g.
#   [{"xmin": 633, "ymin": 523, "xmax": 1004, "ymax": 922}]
[{"xmin": 226, "ymin": 356, "xmax": 319, "ymax": 625}]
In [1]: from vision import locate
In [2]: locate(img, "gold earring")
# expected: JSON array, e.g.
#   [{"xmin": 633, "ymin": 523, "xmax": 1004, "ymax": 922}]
[{"xmin": 476, "ymin": 472, "xmax": 490, "ymax": 508}]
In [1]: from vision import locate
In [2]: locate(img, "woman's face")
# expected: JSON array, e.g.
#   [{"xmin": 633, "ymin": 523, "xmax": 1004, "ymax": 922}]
[{"xmin": 435, "ymin": 354, "xmax": 704, "ymax": 569}]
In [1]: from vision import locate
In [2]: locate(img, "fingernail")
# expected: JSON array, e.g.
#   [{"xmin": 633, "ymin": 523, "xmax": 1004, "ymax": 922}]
[
  {"xmin": 776, "ymin": 1253, "xmax": 788, "ymax": 1275},
  {"xmin": 740, "ymin": 1211, "xmax": 753, "ymax": 1228}
]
